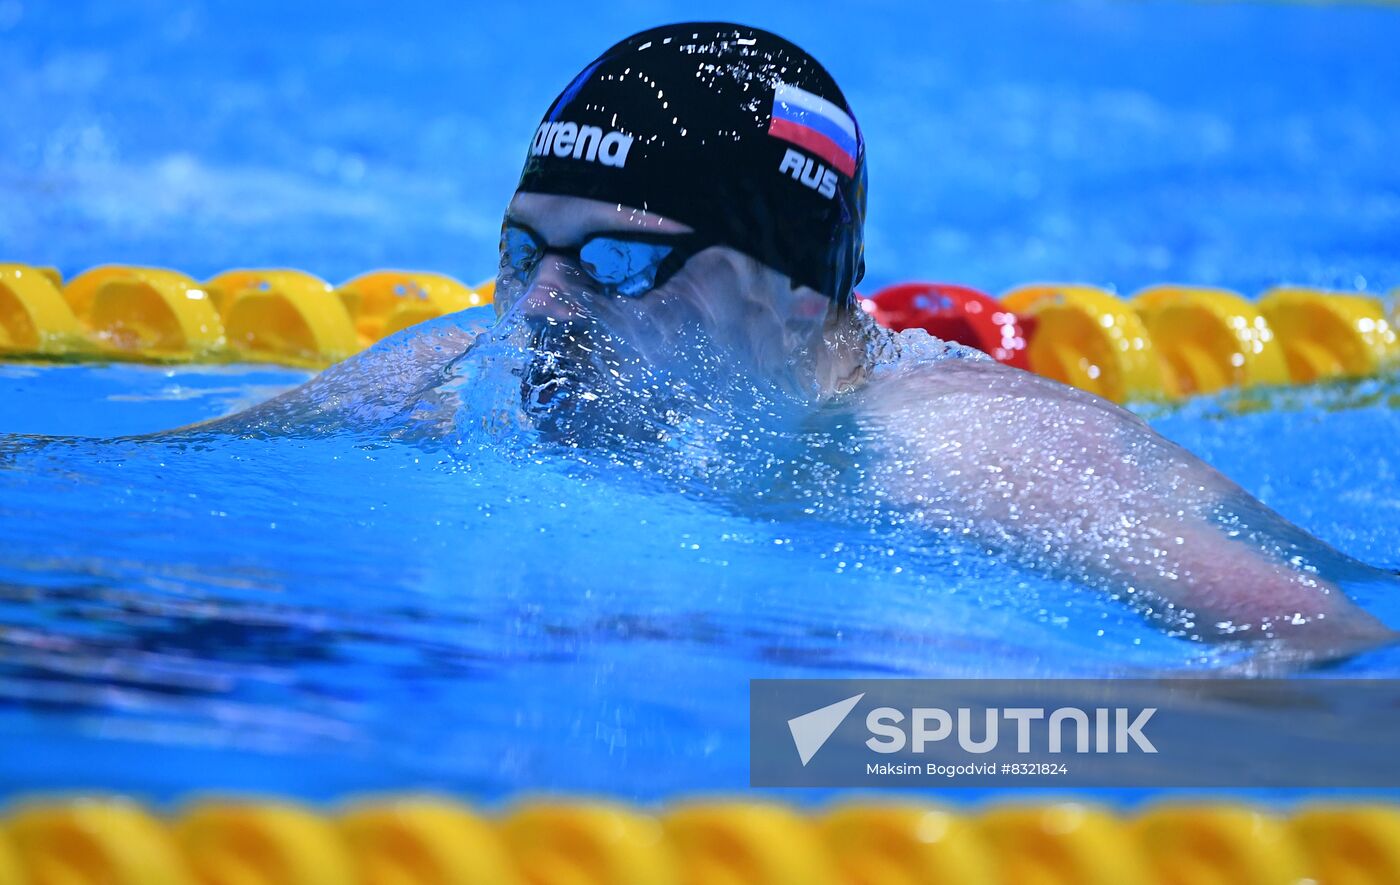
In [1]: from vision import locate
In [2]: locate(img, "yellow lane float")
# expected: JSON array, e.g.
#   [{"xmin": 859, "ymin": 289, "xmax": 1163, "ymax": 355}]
[
  {"xmin": 501, "ymin": 801, "xmax": 678, "ymax": 885},
  {"xmin": 1290, "ymin": 803, "xmax": 1400, "ymax": 884},
  {"xmin": 207, "ymin": 269, "xmax": 359, "ymax": 367},
  {"xmin": 0, "ymin": 830, "xmax": 21, "ymax": 885},
  {"xmin": 34, "ymin": 266, "xmax": 63, "ymax": 290},
  {"xmin": 5, "ymin": 262, "xmax": 1400, "ymax": 405},
  {"xmin": 0, "ymin": 263, "xmax": 86, "ymax": 356},
  {"xmin": 1259, "ymin": 286, "xmax": 1399, "ymax": 383},
  {"xmin": 1002, "ymin": 283, "xmax": 1165, "ymax": 404},
  {"xmin": 977, "ymin": 802, "xmax": 1150, "ymax": 885},
  {"xmin": 63, "ymin": 265, "xmax": 176, "ymax": 320},
  {"xmin": 176, "ymin": 799, "xmax": 357, "ymax": 885},
  {"xmin": 341, "ymin": 797, "xmax": 522, "ymax": 885},
  {"xmin": 1130, "ymin": 284, "xmax": 1290, "ymax": 396},
  {"xmin": 336, "ymin": 271, "xmax": 492, "ymax": 346},
  {"xmin": 65, "ymin": 265, "xmax": 225, "ymax": 360},
  {"xmin": 1132, "ymin": 803, "xmax": 1310, "ymax": 885},
  {"xmin": 664, "ymin": 801, "xmax": 839, "ymax": 885},
  {"xmin": 6, "ymin": 797, "xmax": 193, "ymax": 885},
  {"xmin": 818, "ymin": 803, "xmax": 996, "ymax": 885},
  {"xmin": 6, "ymin": 796, "xmax": 1400, "ymax": 883}
]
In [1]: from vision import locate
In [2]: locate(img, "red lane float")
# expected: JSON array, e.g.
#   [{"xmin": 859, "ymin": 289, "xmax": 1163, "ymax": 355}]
[{"xmin": 862, "ymin": 282, "xmax": 1031, "ymax": 369}]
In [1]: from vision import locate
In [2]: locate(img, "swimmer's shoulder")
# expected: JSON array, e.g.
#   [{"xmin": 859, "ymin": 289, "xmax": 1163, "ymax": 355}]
[
  {"xmin": 399, "ymin": 314, "xmax": 484, "ymax": 366},
  {"xmin": 175, "ymin": 312, "xmax": 486, "ymax": 436},
  {"xmin": 848, "ymin": 355, "xmax": 1147, "ymax": 428}
]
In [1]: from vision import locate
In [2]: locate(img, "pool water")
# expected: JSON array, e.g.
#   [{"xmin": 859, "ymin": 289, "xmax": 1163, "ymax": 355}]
[
  {"xmin": 2, "ymin": 1, "xmax": 1400, "ymax": 803},
  {"xmin": 1, "ymin": 330, "xmax": 1397, "ymax": 803}
]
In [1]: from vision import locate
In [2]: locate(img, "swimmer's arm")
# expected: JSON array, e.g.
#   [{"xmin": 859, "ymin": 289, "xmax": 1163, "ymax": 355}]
[
  {"xmin": 172, "ymin": 318, "xmax": 482, "ymax": 436},
  {"xmin": 859, "ymin": 361, "xmax": 1392, "ymax": 652}
]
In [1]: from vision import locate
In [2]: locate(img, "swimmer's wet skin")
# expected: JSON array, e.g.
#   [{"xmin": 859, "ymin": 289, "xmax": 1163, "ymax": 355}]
[{"xmin": 214, "ymin": 22, "xmax": 1397, "ymax": 662}]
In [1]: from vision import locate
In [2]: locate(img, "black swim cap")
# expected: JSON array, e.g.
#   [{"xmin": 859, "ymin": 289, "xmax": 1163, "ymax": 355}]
[{"xmin": 515, "ymin": 22, "xmax": 866, "ymax": 307}]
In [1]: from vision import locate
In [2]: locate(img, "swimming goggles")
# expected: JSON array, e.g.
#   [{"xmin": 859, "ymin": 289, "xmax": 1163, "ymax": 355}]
[{"xmin": 500, "ymin": 221, "xmax": 710, "ymax": 298}]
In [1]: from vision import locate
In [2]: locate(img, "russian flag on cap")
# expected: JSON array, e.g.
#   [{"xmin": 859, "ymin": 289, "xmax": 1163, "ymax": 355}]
[{"xmin": 767, "ymin": 81, "xmax": 859, "ymax": 178}]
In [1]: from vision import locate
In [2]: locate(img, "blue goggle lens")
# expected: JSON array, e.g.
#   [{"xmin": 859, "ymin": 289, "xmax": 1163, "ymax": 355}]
[
  {"xmin": 502, "ymin": 226, "xmax": 543, "ymax": 274},
  {"xmin": 578, "ymin": 238, "xmax": 675, "ymax": 297}
]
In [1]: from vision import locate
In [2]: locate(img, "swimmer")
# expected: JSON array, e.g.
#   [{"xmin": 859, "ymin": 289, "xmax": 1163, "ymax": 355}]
[{"xmin": 225, "ymin": 23, "xmax": 1396, "ymax": 660}]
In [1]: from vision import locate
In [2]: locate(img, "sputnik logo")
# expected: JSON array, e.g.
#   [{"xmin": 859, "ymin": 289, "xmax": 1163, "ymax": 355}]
[{"xmin": 787, "ymin": 693, "xmax": 864, "ymax": 766}]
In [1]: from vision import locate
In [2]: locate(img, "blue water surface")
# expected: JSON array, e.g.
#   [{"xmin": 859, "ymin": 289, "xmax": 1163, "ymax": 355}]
[{"xmin": 1, "ymin": 0, "xmax": 1400, "ymax": 806}]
